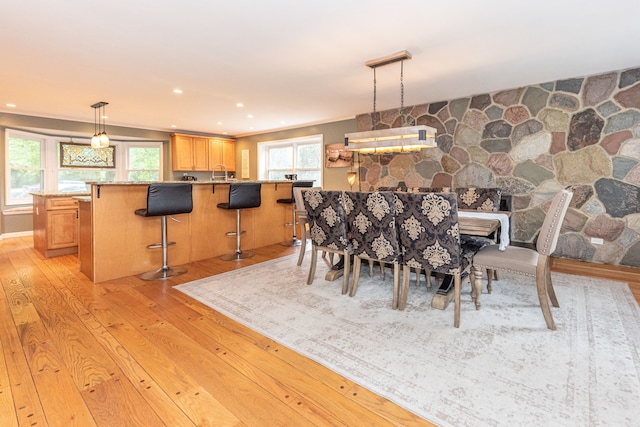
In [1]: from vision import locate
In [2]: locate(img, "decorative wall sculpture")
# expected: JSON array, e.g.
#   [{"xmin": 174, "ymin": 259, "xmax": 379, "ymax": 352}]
[{"xmin": 356, "ymin": 67, "xmax": 640, "ymax": 268}]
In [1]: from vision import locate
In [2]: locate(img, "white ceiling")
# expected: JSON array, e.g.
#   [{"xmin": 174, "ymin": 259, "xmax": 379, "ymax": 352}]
[{"xmin": 2, "ymin": 0, "xmax": 640, "ymax": 138}]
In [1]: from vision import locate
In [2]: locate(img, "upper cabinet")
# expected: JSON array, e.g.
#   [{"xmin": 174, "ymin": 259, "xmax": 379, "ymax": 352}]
[
  {"xmin": 171, "ymin": 134, "xmax": 235, "ymax": 171},
  {"xmin": 208, "ymin": 138, "xmax": 236, "ymax": 172}
]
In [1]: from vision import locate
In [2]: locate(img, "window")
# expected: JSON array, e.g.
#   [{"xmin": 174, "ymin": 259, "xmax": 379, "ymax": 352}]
[
  {"xmin": 4, "ymin": 129, "xmax": 163, "ymax": 206},
  {"xmin": 6, "ymin": 133, "xmax": 44, "ymax": 204},
  {"xmin": 127, "ymin": 146, "xmax": 161, "ymax": 181},
  {"xmin": 257, "ymin": 135, "xmax": 322, "ymax": 184}
]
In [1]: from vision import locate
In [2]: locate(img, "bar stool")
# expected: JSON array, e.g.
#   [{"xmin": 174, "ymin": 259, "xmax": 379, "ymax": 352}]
[
  {"xmin": 277, "ymin": 180, "xmax": 314, "ymax": 246},
  {"xmin": 217, "ymin": 182, "xmax": 262, "ymax": 260},
  {"xmin": 134, "ymin": 183, "xmax": 193, "ymax": 280}
]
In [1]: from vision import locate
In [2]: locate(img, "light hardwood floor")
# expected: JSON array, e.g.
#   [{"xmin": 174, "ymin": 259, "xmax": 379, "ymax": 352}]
[{"xmin": 0, "ymin": 236, "xmax": 638, "ymax": 426}]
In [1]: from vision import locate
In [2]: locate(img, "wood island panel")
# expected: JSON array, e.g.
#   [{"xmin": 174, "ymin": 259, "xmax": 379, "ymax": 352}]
[{"xmin": 82, "ymin": 182, "xmax": 291, "ymax": 283}]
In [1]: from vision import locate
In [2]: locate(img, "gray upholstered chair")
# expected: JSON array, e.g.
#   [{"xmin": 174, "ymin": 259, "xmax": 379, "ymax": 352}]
[
  {"xmin": 344, "ymin": 191, "xmax": 402, "ymax": 308},
  {"xmin": 302, "ymin": 189, "xmax": 352, "ymax": 294},
  {"xmin": 470, "ymin": 189, "xmax": 573, "ymax": 330},
  {"xmin": 395, "ymin": 192, "xmax": 478, "ymax": 327},
  {"xmin": 134, "ymin": 183, "xmax": 193, "ymax": 280}
]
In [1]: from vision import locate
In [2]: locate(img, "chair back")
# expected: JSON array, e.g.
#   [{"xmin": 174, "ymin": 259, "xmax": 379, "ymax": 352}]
[
  {"xmin": 145, "ymin": 183, "xmax": 193, "ymax": 216},
  {"xmin": 417, "ymin": 187, "xmax": 451, "ymax": 193},
  {"xmin": 455, "ymin": 187, "xmax": 501, "ymax": 211},
  {"xmin": 536, "ymin": 190, "xmax": 573, "ymax": 256},
  {"xmin": 344, "ymin": 191, "xmax": 400, "ymax": 263},
  {"xmin": 302, "ymin": 190, "xmax": 349, "ymax": 250},
  {"xmin": 228, "ymin": 182, "xmax": 261, "ymax": 209},
  {"xmin": 294, "ymin": 186, "xmax": 321, "ymax": 212},
  {"xmin": 396, "ymin": 192, "xmax": 467, "ymax": 275}
]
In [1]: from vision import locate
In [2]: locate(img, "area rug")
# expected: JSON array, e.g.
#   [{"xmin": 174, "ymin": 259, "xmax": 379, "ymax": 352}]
[{"xmin": 176, "ymin": 254, "xmax": 640, "ymax": 426}]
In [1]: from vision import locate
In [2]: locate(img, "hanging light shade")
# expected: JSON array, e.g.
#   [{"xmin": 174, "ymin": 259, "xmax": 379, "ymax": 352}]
[
  {"xmin": 345, "ymin": 125, "xmax": 436, "ymax": 154},
  {"xmin": 344, "ymin": 50, "xmax": 437, "ymax": 153},
  {"xmin": 90, "ymin": 101, "xmax": 109, "ymax": 148},
  {"xmin": 346, "ymin": 171, "xmax": 357, "ymax": 187}
]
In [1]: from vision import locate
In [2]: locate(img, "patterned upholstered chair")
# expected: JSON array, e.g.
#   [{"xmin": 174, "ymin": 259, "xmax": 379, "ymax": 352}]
[
  {"xmin": 395, "ymin": 192, "xmax": 478, "ymax": 327},
  {"xmin": 302, "ymin": 189, "xmax": 352, "ymax": 295},
  {"xmin": 293, "ymin": 186, "xmax": 323, "ymax": 266},
  {"xmin": 471, "ymin": 190, "xmax": 573, "ymax": 330},
  {"xmin": 344, "ymin": 191, "xmax": 402, "ymax": 308},
  {"xmin": 455, "ymin": 187, "xmax": 502, "ymax": 211}
]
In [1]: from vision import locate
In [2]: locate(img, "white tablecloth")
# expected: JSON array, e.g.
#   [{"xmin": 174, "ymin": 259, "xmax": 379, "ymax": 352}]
[{"xmin": 458, "ymin": 211, "xmax": 510, "ymax": 251}]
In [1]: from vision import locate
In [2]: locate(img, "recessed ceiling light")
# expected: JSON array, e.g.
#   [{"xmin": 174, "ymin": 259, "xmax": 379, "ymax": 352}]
[
  {"xmin": 247, "ymin": 114, "xmax": 253, "ymax": 119},
  {"xmin": 223, "ymin": 131, "xmax": 228, "ymax": 135},
  {"xmin": 280, "ymin": 121, "xmax": 286, "ymax": 124},
  {"xmin": 236, "ymin": 103, "xmax": 244, "ymax": 108},
  {"xmin": 173, "ymin": 89, "xmax": 183, "ymax": 94},
  {"xmin": 6, "ymin": 103, "xmax": 16, "ymax": 108},
  {"xmin": 171, "ymin": 124, "xmax": 177, "ymax": 128},
  {"xmin": 217, "ymin": 121, "xmax": 223, "ymax": 125},
  {"xmin": 249, "ymin": 127, "xmax": 255, "ymax": 130}
]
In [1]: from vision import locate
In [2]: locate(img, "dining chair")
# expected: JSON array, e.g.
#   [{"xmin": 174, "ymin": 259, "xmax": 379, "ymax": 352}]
[
  {"xmin": 395, "ymin": 192, "xmax": 478, "ymax": 327},
  {"xmin": 470, "ymin": 189, "xmax": 573, "ymax": 330},
  {"xmin": 455, "ymin": 187, "xmax": 502, "ymax": 211},
  {"xmin": 293, "ymin": 186, "xmax": 323, "ymax": 266},
  {"xmin": 302, "ymin": 189, "xmax": 352, "ymax": 295},
  {"xmin": 344, "ymin": 191, "xmax": 402, "ymax": 308}
]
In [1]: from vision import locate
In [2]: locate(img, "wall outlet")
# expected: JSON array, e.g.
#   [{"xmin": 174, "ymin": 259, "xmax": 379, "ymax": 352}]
[{"xmin": 591, "ymin": 237, "xmax": 604, "ymax": 245}]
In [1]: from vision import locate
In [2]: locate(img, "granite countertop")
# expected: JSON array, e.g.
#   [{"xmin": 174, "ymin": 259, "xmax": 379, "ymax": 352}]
[
  {"xmin": 84, "ymin": 180, "xmax": 295, "ymax": 185},
  {"xmin": 29, "ymin": 191, "xmax": 90, "ymax": 197}
]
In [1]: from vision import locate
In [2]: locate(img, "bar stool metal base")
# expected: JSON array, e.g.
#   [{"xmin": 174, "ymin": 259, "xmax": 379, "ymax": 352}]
[
  {"xmin": 281, "ymin": 238, "xmax": 302, "ymax": 247},
  {"xmin": 139, "ymin": 266, "xmax": 187, "ymax": 281},
  {"xmin": 220, "ymin": 251, "xmax": 254, "ymax": 261}
]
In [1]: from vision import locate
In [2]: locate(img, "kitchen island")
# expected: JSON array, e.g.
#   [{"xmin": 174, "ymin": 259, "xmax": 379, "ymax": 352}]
[{"xmin": 79, "ymin": 181, "xmax": 294, "ymax": 282}]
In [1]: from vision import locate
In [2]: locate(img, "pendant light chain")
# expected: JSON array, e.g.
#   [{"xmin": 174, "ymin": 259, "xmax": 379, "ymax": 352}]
[
  {"xmin": 400, "ymin": 59, "xmax": 405, "ymax": 127},
  {"xmin": 372, "ymin": 67, "xmax": 377, "ymax": 129}
]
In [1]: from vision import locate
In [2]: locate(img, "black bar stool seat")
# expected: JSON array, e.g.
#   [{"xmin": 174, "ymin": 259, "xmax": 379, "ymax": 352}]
[
  {"xmin": 217, "ymin": 182, "xmax": 262, "ymax": 260},
  {"xmin": 134, "ymin": 183, "xmax": 193, "ymax": 280},
  {"xmin": 277, "ymin": 180, "xmax": 314, "ymax": 246}
]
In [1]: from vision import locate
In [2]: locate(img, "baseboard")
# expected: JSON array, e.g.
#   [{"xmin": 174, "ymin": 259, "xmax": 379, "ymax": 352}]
[
  {"xmin": 1, "ymin": 231, "xmax": 33, "ymax": 240},
  {"xmin": 551, "ymin": 257, "xmax": 640, "ymax": 285}
]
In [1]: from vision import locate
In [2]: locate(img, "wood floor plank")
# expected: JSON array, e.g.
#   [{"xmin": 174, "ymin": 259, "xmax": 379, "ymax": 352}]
[
  {"xmin": 98, "ymin": 282, "xmax": 312, "ymax": 426},
  {"xmin": 42, "ymin": 251, "xmax": 247, "ymax": 427}
]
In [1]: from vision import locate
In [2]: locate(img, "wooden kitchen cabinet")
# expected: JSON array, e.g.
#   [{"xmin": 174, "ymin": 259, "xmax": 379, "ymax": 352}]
[
  {"xmin": 171, "ymin": 134, "xmax": 210, "ymax": 171},
  {"xmin": 208, "ymin": 137, "xmax": 236, "ymax": 171},
  {"xmin": 33, "ymin": 194, "xmax": 79, "ymax": 257}
]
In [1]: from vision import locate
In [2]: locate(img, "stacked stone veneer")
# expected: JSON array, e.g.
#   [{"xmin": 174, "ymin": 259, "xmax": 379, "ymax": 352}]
[{"xmin": 356, "ymin": 67, "xmax": 640, "ymax": 268}]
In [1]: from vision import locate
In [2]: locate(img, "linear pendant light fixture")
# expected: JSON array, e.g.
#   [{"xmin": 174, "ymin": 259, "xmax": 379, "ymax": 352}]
[
  {"xmin": 345, "ymin": 50, "xmax": 437, "ymax": 154},
  {"xmin": 90, "ymin": 101, "xmax": 109, "ymax": 148}
]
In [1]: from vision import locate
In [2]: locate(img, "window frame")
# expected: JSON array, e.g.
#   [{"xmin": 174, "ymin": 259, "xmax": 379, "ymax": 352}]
[
  {"xmin": 257, "ymin": 134, "xmax": 323, "ymax": 184},
  {"xmin": 4, "ymin": 129, "xmax": 163, "ymax": 206}
]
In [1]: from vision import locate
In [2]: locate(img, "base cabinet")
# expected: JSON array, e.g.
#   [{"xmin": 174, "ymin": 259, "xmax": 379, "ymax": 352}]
[{"xmin": 33, "ymin": 195, "xmax": 79, "ymax": 257}]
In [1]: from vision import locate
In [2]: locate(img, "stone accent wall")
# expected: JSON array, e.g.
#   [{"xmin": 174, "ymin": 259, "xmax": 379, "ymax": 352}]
[{"xmin": 356, "ymin": 67, "xmax": 640, "ymax": 268}]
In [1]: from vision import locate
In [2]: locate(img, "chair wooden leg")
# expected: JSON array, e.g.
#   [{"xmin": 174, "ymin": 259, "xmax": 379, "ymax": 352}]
[
  {"xmin": 368, "ymin": 259, "xmax": 374, "ymax": 277},
  {"xmin": 454, "ymin": 273, "xmax": 461, "ymax": 328},
  {"xmin": 349, "ymin": 256, "xmax": 362, "ymax": 297},
  {"xmin": 399, "ymin": 267, "xmax": 411, "ymax": 310},
  {"xmin": 297, "ymin": 231, "xmax": 307, "ymax": 266},
  {"xmin": 486, "ymin": 268, "xmax": 494, "ymax": 293},
  {"xmin": 392, "ymin": 264, "xmax": 400, "ymax": 310},
  {"xmin": 471, "ymin": 266, "xmax": 483, "ymax": 310},
  {"xmin": 536, "ymin": 256, "xmax": 556, "ymax": 330},
  {"xmin": 414, "ymin": 267, "xmax": 421, "ymax": 287},
  {"xmin": 307, "ymin": 247, "xmax": 318, "ymax": 285},
  {"xmin": 546, "ymin": 264, "xmax": 559, "ymax": 307},
  {"xmin": 341, "ymin": 251, "xmax": 350, "ymax": 295}
]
